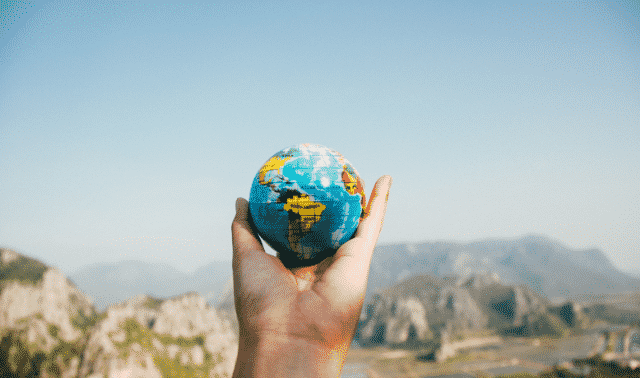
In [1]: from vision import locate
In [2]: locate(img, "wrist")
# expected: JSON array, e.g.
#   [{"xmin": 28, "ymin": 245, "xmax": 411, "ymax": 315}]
[{"xmin": 233, "ymin": 334, "xmax": 350, "ymax": 378}]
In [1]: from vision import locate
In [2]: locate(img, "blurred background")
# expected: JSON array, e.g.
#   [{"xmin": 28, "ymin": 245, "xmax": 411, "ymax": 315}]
[{"xmin": 1, "ymin": 2, "xmax": 639, "ymax": 377}]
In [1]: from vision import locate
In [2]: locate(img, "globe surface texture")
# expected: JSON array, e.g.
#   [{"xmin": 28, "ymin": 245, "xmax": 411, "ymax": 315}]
[{"xmin": 249, "ymin": 144, "xmax": 366, "ymax": 266}]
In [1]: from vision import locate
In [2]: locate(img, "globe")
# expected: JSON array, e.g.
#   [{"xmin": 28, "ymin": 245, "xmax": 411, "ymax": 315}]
[{"xmin": 249, "ymin": 143, "xmax": 366, "ymax": 267}]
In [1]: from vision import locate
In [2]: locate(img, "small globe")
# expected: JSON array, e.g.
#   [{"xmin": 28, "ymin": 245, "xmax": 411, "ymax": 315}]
[{"xmin": 249, "ymin": 144, "xmax": 366, "ymax": 267}]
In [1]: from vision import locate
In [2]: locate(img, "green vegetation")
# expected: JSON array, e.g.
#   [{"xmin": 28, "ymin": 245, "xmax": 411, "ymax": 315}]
[
  {"xmin": 1, "ymin": 316, "xmax": 225, "ymax": 378},
  {"xmin": 503, "ymin": 312, "xmax": 568, "ymax": 338},
  {"xmin": 115, "ymin": 318, "xmax": 154, "ymax": 352},
  {"xmin": 72, "ymin": 310, "xmax": 106, "ymax": 333},
  {"xmin": 114, "ymin": 318, "xmax": 221, "ymax": 378},
  {"xmin": 0, "ymin": 255, "xmax": 48, "ymax": 286},
  {"xmin": 143, "ymin": 296, "xmax": 164, "ymax": 310},
  {"xmin": 41, "ymin": 340, "xmax": 84, "ymax": 377},
  {"xmin": 152, "ymin": 353, "xmax": 219, "ymax": 378},
  {"xmin": 0, "ymin": 330, "xmax": 47, "ymax": 378},
  {"xmin": 496, "ymin": 373, "xmax": 538, "ymax": 378},
  {"xmin": 444, "ymin": 350, "xmax": 474, "ymax": 364},
  {"xmin": 12, "ymin": 317, "xmax": 62, "ymax": 356},
  {"xmin": 48, "ymin": 324, "xmax": 60, "ymax": 338},
  {"xmin": 452, "ymin": 328, "xmax": 498, "ymax": 341},
  {"xmin": 116, "ymin": 319, "xmax": 206, "ymax": 350},
  {"xmin": 1, "ymin": 323, "xmax": 87, "ymax": 377}
]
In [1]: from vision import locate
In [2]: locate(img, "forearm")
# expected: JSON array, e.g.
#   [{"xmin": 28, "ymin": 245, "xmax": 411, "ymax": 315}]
[{"xmin": 233, "ymin": 335, "xmax": 350, "ymax": 378}]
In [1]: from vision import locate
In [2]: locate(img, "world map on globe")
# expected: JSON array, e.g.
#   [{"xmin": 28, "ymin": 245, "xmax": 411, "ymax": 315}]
[{"xmin": 249, "ymin": 144, "xmax": 366, "ymax": 266}]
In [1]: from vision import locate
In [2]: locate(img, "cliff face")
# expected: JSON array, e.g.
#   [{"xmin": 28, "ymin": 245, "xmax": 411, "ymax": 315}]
[
  {"xmin": 0, "ymin": 248, "xmax": 238, "ymax": 378},
  {"xmin": 79, "ymin": 293, "xmax": 238, "ymax": 378},
  {"xmin": 0, "ymin": 248, "xmax": 98, "ymax": 377},
  {"xmin": 357, "ymin": 273, "xmax": 576, "ymax": 347}
]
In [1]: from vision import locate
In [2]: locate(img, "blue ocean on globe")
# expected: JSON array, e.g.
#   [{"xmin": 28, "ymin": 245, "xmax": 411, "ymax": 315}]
[{"xmin": 249, "ymin": 144, "xmax": 366, "ymax": 266}]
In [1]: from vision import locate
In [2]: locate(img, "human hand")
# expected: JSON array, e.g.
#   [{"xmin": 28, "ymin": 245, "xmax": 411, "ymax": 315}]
[{"xmin": 231, "ymin": 175, "xmax": 392, "ymax": 378}]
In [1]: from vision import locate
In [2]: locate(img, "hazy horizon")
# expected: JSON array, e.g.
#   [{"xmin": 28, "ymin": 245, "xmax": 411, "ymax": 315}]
[
  {"xmin": 1, "ymin": 0, "xmax": 638, "ymax": 275},
  {"xmin": 1, "ymin": 232, "xmax": 635, "ymax": 278}
]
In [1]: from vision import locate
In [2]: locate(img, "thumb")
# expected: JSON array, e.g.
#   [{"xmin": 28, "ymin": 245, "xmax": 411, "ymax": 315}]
[{"xmin": 232, "ymin": 198, "xmax": 265, "ymax": 258}]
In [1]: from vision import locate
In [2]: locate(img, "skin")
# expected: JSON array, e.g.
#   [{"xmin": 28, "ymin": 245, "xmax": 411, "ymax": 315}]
[{"xmin": 231, "ymin": 175, "xmax": 393, "ymax": 378}]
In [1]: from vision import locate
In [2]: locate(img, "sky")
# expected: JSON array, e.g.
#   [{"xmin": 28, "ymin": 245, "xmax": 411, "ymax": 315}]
[{"xmin": 0, "ymin": 0, "xmax": 638, "ymax": 276}]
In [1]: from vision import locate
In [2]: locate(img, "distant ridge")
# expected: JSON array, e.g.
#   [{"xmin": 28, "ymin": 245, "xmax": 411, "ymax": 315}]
[
  {"xmin": 365, "ymin": 234, "xmax": 640, "ymax": 303},
  {"xmin": 69, "ymin": 259, "xmax": 231, "ymax": 311},
  {"xmin": 30, "ymin": 234, "xmax": 638, "ymax": 312}
]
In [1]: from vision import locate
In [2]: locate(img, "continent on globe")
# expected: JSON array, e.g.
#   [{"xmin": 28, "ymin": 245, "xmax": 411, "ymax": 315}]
[
  {"xmin": 342, "ymin": 164, "xmax": 366, "ymax": 213},
  {"xmin": 249, "ymin": 144, "xmax": 366, "ymax": 267},
  {"xmin": 282, "ymin": 192, "xmax": 327, "ymax": 259},
  {"xmin": 258, "ymin": 152, "xmax": 293, "ymax": 186}
]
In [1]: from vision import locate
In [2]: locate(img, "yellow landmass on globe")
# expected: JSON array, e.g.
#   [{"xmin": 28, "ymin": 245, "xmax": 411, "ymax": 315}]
[
  {"xmin": 342, "ymin": 164, "xmax": 367, "ymax": 215},
  {"xmin": 283, "ymin": 194, "xmax": 326, "ymax": 233},
  {"xmin": 258, "ymin": 155, "xmax": 292, "ymax": 185}
]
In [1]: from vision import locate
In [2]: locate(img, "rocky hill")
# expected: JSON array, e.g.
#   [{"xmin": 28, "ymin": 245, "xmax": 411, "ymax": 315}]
[
  {"xmin": 571, "ymin": 291, "xmax": 640, "ymax": 326},
  {"xmin": 66, "ymin": 235, "xmax": 637, "ymax": 313},
  {"xmin": 0, "ymin": 248, "xmax": 237, "ymax": 378},
  {"xmin": 77, "ymin": 293, "xmax": 237, "ymax": 378},
  {"xmin": 366, "ymin": 234, "xmax": 640, "ymax": 304},
  {"xmin": 356, "ymin": 273, "xmax": 588, "ymax": 348}
]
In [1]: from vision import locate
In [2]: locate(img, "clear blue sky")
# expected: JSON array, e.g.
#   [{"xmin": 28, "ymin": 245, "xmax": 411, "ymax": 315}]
[{"xmin": 1, "ymin": 0, "xmax": 638, "ymax": 275}]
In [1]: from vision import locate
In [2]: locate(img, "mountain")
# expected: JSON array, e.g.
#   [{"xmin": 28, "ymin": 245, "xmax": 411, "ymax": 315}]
[
  {"xmin": 0, "ymin": 248, "xmax": 237, "ymax": 378},
  {"xmin": 78, "ymin": 293, "xmax": 237, "ymax": 378},
  {"xmin": 356, "ymin": 273, "xmax": 586, "ymax": 348},
  {"xmin": 622, "ymin": 269, "xmax": 640, "ymax": 279},
  {"xmin": 69, "ymin": 234, "xmax": 638, "ymax": 323},
  {"xmin": 365, "ymin": 234, "xmax": 640, "ymax": 303},
  {"xmin": 570, "ymin": 290, "xmax": 640, "ymax": 326},
  {"xmin": 0, "ymin": 248, "xmax": 97, "ymax": 341},
  {"xmin": 70, "ymin": 260, "xmax": 232, "ymax": 311}
]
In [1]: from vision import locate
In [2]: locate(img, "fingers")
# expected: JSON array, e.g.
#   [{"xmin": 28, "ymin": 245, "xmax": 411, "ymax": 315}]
[
  {"xmin": 355, "ymin": 175, "xmax": 393, "ymax": 250},
  {"xmin": 231, "ymin": 197, "xmax": 265, "ymax": 260},
  {"xmin": 316, "ymin": 176, "xmax": 392, "ymax": 307}
]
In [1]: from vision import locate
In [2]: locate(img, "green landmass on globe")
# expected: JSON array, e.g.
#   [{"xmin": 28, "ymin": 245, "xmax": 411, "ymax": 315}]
[{"xmin": 249, "ymin": 143, "xmax": 366, "ymax": 267}]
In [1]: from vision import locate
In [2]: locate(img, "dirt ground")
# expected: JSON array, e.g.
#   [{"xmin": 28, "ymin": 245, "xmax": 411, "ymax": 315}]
[{"xmin": 342, "ymin": 330, "xmax": 601, "ymax": 378}]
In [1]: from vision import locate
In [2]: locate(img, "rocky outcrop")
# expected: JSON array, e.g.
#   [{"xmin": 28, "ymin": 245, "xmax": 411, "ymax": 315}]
[
  {"xmin": 359, "ymin": 294, "xmax": 432, "ymax": 347},
  {"xmin": 1, "ymin": 248, "xmax": 97, "ymax": 377},
  {"xmin": 357, "ymin": 273, "xmax": 567, "ymax": 347},
  {"xmin": 0, "ymin": 248, "xmax": 239, "ymax": 378},
  {"xmin": 0, "ymin": 268, "xmax": 94, "ymax": 343},
  {"xmin": 549, "ymin": 301, "xmax": 589, "ymax": 329},
  {"xmin": 78, "ymin": 293, "xmax": 238, "ymax": 378}
]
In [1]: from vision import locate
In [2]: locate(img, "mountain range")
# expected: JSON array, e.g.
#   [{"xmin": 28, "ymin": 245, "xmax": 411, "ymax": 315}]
[
  {"xmin": 365, "ymin": 234, "xmax": 640, "ymax": 304},
  {"xmin": 3, "ymin": 234, "xmax": 640, "ymax": 376},
  {"xmin": 69, "ymin": 260, "xmax": 232, "ymax": 311},
  {"xmin": 64, "ymin": 234, "xmax": 640, "ymax": 311},
  {"xmin": 356, "ymin": 272, "xmax": 588, "ymax": 350}
]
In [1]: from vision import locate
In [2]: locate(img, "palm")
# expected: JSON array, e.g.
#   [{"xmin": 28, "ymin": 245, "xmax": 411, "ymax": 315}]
[{"xmin": 232, "ymin": 176, "xmax": 392, "ymax": 349}]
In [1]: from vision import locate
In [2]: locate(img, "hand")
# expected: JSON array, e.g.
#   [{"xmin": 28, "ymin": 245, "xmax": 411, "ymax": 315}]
[{"xmin": 231, "ymin": 175, "xmax": 392, "ymax": 378}]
